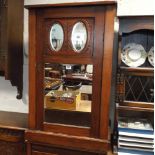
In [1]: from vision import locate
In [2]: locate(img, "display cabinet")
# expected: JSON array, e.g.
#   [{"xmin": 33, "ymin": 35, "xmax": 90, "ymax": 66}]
[
  {"xmin": 0, "ymin": 0, "xmax": 23, "ymax": 98},
  {"xmin": 26, "ymin": 1, "xmax": 116, "ymax": 154},
  {"xmin": 116, "ymin": 16, "xmax": 154, "ymax": 154}
]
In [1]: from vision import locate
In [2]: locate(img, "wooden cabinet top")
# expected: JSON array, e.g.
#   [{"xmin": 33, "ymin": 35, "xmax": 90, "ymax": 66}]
[{"xmin": 25, "ymin": 0, "xmax": 117, "ymax": 9}]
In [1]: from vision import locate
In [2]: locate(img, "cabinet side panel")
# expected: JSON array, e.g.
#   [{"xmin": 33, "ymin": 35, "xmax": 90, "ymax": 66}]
[
  {"xmin": 100, "ymin": 5, "xmax": 116, "ymax": 139},
  {"xmin": 7, "ymin": 0, "xmax": 24, "ymax": 98},
  {"xmin": 29, "ymin": 9, "xmax": 37, "ymax": 129}
]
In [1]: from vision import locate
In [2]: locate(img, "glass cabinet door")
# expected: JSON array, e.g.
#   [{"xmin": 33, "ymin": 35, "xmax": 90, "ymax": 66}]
[
  {"xmin": 43, "ymin": 18, "xmax": 95, "ymax": 128},
  {"xmin": 44, "ymin": 63, "xmax": 93, "ymax": 127}
]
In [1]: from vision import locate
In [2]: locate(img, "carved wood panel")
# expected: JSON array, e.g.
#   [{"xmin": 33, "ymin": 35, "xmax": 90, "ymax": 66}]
[
  {"xmin": 44, "ymin": 18, "xmax": 94, "ymax": 57},
  {"xmin": 0, "ymin": 128, "xmax": 26, "ymax": 155},
  {"xmin": 45, "ymin": 19, "xmax": 68, "ymax": 55},
  {"xmin": 0, "ymin": 141, "xmax": 25, "ymax": 155}
]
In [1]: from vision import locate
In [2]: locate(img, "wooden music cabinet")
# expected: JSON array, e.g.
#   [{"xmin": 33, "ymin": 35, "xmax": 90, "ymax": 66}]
[{"xmin": 25, "ymin": 1, "xmax": 117, "ymax": 155}]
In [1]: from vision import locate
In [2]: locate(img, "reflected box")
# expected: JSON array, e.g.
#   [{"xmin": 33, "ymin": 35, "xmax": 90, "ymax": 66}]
[{"xmin": 44, "ymin": 90, "xmax": 81, "ymax": 110}]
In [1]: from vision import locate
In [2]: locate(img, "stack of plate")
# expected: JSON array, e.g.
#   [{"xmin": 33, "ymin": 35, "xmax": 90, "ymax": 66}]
[{"xmin": 118, "ymin": 117, "xmax": 154, "ymax": 155}]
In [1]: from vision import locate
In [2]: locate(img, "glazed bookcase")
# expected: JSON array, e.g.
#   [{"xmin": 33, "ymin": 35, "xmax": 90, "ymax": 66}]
[{"xmin": 116, "ymin": 16, "xmax": 154, "ymax": 154}]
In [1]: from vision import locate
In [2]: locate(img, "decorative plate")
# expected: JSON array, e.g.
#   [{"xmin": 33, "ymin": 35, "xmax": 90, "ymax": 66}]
[
  {"xmin": 121, "ymin": 43, "xmax": 147, "ymax": 67},
  {"xmin": 148, "ymin": 46, "xmax": 154, "ymax": 67}
]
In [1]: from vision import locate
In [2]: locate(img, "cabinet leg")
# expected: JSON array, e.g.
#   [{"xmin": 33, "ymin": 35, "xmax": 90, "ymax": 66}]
[{"xmin": 16, "ymin": 87, "xmax": 22, "ymax": 99}]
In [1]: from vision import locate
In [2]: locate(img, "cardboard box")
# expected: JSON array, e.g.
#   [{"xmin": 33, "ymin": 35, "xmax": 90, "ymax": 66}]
[{"xmin": 44, "ymin": 90, "xmax": 81, "ymax": 110}]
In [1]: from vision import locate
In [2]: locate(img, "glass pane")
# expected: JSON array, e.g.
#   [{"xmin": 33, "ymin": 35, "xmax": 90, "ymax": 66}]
[
  {"xmin": 71, "ymin": 22, "xmax": 87, "ymax": 53},
  {"xmin": 44, "ymin": 63, "xmax": 93, "ymax": 127},
  {"xmin": 50, "ymin": 23, "xmax": 64, "ymax": 52},
  {"xmin": 125, "ymin": 75, "xmax": 154, "ymax": 102}
]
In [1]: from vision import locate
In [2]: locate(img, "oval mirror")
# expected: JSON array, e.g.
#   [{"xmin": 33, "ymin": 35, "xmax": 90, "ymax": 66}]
[
  {"xmin": 71, "ymin": 22, "xmax": 87, "ymax": 53},
  {"xmin": 50, "ymin": 23, "xmax": 64, "ymax": 52}
]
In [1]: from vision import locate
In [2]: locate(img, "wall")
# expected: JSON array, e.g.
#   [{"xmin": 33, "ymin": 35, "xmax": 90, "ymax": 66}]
[
  {"xmin": 117, "ymin": 0, "xmax": 154, "ymax": 16},
  {"xmin": 0, "ymin": 0, "xmax": 154, "ymax": 113},
  {"xmin": 24, "ymin": 0, "xmax": 154, "ymax": 16}
]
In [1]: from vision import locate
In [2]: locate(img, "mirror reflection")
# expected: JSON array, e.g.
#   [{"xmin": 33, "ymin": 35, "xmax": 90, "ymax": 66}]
[
  {"xmin": 50, "ymin": 23, "xmax": 64, "ymax": 51},
  {"xmin": 44, "ymin": 63, "xmax": 93, "ymax": 126},
  {"xmin": 71, "ymin": 22, "xmax": 87, "ymax": 52}
]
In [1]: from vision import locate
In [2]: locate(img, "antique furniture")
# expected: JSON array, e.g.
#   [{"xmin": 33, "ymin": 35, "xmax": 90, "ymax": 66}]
[
  {"xmin": 0, "ymin": 111, "xmax": 27, "ymax": 154},
  {"xmin": 0, "ymin": 128, "xmax": 25, "ymax": 155},
  {"xmin": 116, "ymin": 16, "xmax": 154, "ymax": 153},
  {"xmin": 26, "ymin": 1, "xmax": 116, "ymax": 154},
  {"xmin": 0, "ymin": 0, "xmax": 23, "ymax": 98}
]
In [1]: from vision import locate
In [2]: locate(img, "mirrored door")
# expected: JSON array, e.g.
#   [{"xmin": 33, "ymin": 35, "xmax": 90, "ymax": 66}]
[{"xmin": 44, "ymin": 63, "xmax": 93, "ymax": 127}]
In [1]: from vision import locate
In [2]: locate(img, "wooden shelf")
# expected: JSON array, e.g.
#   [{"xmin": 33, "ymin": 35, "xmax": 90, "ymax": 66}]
[
  {"xmin": 117, "ymin": 102, "xmax": 154, "ymax": 112},
  {"xmin": 120, "ymin": 101, "xmax": 154, "ymax": 109},
  {"xmin": 120, "ymin": 66, "xmax": 154, "ymax": 76}
]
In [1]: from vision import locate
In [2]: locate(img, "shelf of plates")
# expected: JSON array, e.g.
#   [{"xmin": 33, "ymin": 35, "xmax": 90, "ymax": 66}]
[{"xmin": 115, "ymin": 16, "xmax": 154, "ymax": 155}]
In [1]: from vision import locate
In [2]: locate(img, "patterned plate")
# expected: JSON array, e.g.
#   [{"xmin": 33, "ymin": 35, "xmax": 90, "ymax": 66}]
[
  {"xmin": 148, "ymin": 46, "xmax": 154, "ymax": 67},
  {"xmin": 121, "ymin": 43, "xmax": 147, "ymax": 67}
]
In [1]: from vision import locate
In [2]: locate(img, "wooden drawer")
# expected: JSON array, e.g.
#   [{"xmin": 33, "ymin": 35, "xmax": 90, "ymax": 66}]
[{"xmin": 31, "ymin": 144, "xmax": 103, "ymax": 155}]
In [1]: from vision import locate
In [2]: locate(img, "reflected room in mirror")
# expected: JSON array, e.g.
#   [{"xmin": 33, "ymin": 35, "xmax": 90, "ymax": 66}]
[{"xmin": 44, "ymin": 63, "xmax": 93, "ymax": 127}]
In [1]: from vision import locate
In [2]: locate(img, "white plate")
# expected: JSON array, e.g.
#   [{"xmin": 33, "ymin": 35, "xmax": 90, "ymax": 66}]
[
  {"xmin": 121, "ymin": 43, "xmax": 147, "ymax": 67},
  {"xmin": 148, "ymin": 46, "xmax": 154, "ymax": 66}
]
